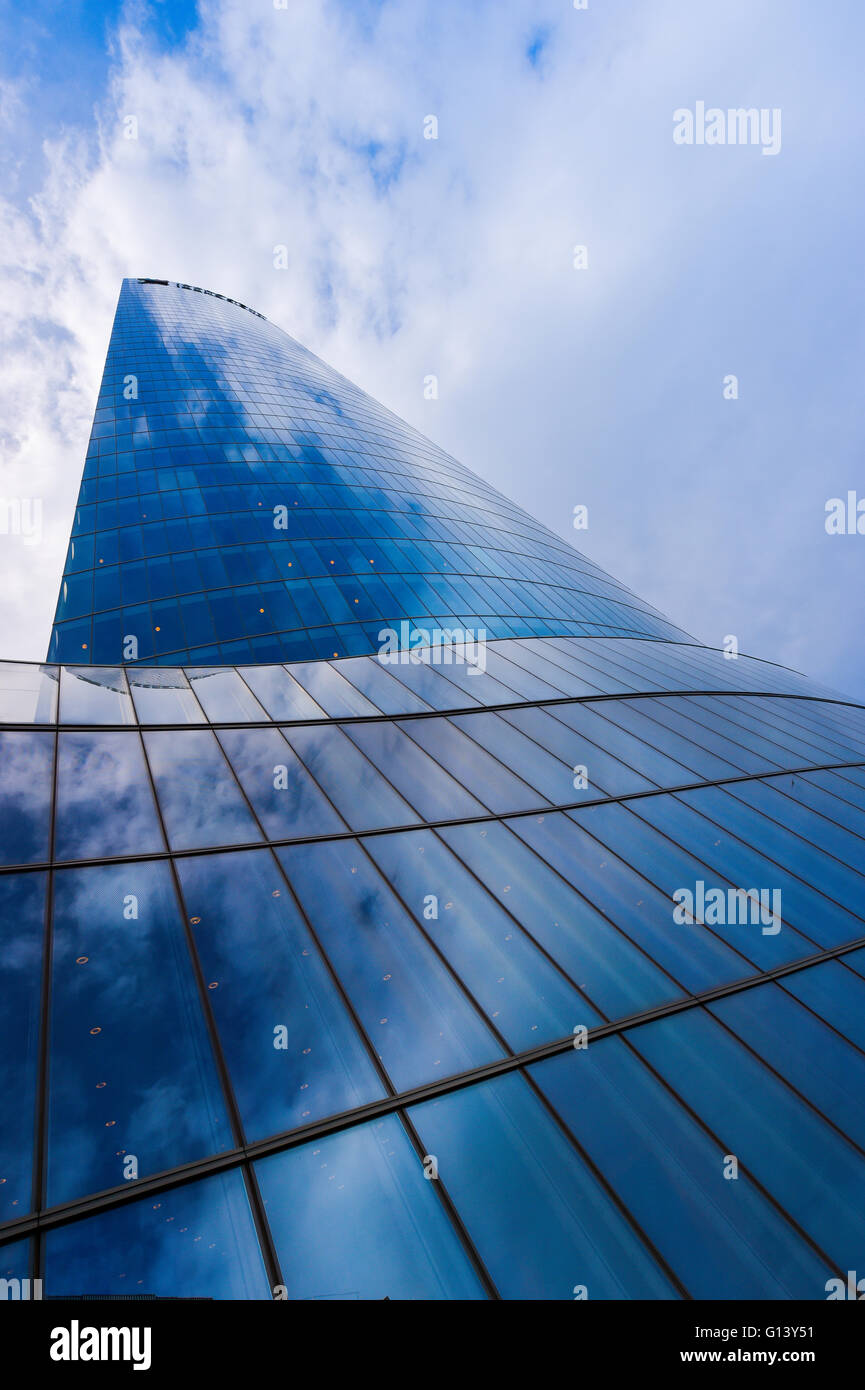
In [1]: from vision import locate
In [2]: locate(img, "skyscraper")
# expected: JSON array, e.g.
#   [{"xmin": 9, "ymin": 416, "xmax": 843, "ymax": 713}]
[{"xmin": 2, "ymin": 277, "xmax": 865, "ymax": 1299}]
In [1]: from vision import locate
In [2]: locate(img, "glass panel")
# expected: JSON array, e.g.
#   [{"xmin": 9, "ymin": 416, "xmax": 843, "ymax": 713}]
[
  {"xmin": 277, "ymin": 839, "xmax": 502, "ymax": 1089},
  {"xmin": 548, "ymin": 701, "xmax": 694, "ymax": 786},
  {"xmin": 0, "ymin": 663, "xmax": 58, "ymax": 723},
  {"xmin": 451, "ymin": 711, "xmax": 575, "ymax": 805},
  {"xmin": 378, "ymin": 658, "xmax": 483, "ymax": 711},
  {"xmin": 572, "ymin": 799, "xmax": 818, "ymax": 971},
  {"xmin": 128, "ymin": 667, "xmax": 206, "ymax": 724},
  {"xmin": 626, "ymin": 792, "xmax": 864, "ymax": 952},
  {"xmin": 407, "ymin": 652, "xmax": 520, "ymax": 707},
  {"xmin": 59, "ymin": 667, "xmax": 136, "ymax": 725},
  {"xmin": 723, "ymin": 775, "xmax": 865, "ymax": 870},
  {"xmin": 399, "ymin": 717, "xmax": 542, "ymax": 813},
  {"xmin": 176, "ymin": 850, "xmax": 384, "ymax": 1141},
  {"xmin": 590, "ymin": 698, "xmax": 744, "ymax": 780},
  {"xmin": 48, "ymin": 860, "xmax": 233, "ymax": 1204},
  {"xmin": 0, "ymin": 731, "xmax": 54, "ymax": 865},
  {"xmin": 0, "ymin": 1241, "xmax": 30, "ymax": 1283},
  {"xmin": 497, "ymin": 638, "xmax": 602, "ymax": 696},
  {"xmin": 217, "ymin": 727, "xmax": 345, "ymax": 841},
  {"xmin": 440, "ymin": 820, "xmax": 680, "ymax": 1022},
  {"xmin": 345, "ymin": 722, "xmax": 485, "ymax": 821},
  {"xmin": 0, "ymin": 873, "xmax": 44, "ymax": 1222},
  {"xmin": 186, "ymin": 668, "xmax": 268, "ymax": 722},
  {"xmin": 630, "ymin": 1004, "xmax": 865, "ymax": 1273},
  {"xmin": 366, "ymin": 829, "xmax": 592, "ymax": 1048},
  {"xmin": 282, "ymin": 725, "xmax": 419, "ymax": 831},
  {"xmin": 287, "ymin": 662, "xmax": 380, "ymax": 717},
  {"xmin": 479, "ymin": 647, "xmax": 567, "ymax": 700},
  {"xmin": 256, "ymin": 1115, "xmax": 487, "ymax": 1300},
  {"xmin": 44, "ymin": 1170, "xmax": 270, "ymax": 1299},
  {"xmin": 55, "ymin": 732, "xmax": 164, "ymax": 861},
  {"xmin": 409, "ymin": 1071, "xmax": 676, "ymax": 1299},
  {"xmin": 144, "ymin": 729, "xmax": 263, "ymax": 850},
  {"xmin": 787, "ymin": 769, "xmax": 865, "ymax": 842},
  {"xmin": 532, "ymin": 1038, "xmax": 832, "ymax": 1298},
  {"xmin": 236, "ymin": 664, "xmax": 325, "ymax": 721},
  {"xmin": 509, "ymin": 810, "xmax": 747, "ymax": 995},
  {"xmin": 336, "ymin": 655, "xmax": 432, "ymax": 714},
  {"xmin": 781, "ymin": 955, "xmax": 865, "ymax": 1052},
  {"xmin": 501, "ymin": 705, "xmax": 652, "ymax": 798},
  {"xmin": 707, "ymin": 980, "xmax": 865, "ymax": 1149}
]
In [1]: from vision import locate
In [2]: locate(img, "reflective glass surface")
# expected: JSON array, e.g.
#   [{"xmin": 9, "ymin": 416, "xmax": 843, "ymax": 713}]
[
  {"xmin": 49, "ymin": 280, "xmax": 688, "ymax": 667},
  {"xmin": 55, "ymin": 731, "xmax": 163, "ymax": 861},
  {"xmin": 409, "ymin": 1072, "xmax": 677, "ymax": 1299},
  {"xmin": 176, "ymin": 850, "xmax": 384, "ymax": 1141},
  {"xmin": 47, "ymin": 860, "xmax": 232, "ymax": 1204},
  {"xmin": 256, "ymin": 1116, "xmax": 487, "ymax": 1300},
  {"xmin": 5, "ymin": 277, "xmax": 865, "ymax": 1299},
  {"xmin": 44, "ymin": 1170, "xmax": 270, "ymax": 1299},
  {"xmin": 277, "ymin": 839, "xmax": 502, "ymax": 1089},
  {"xmin": 0, "ymin": 732, "xmax": 53, "ymax": 865},
  {"xmin": 143, "ymin": 728, "xmax": 263, "ymax": 849},
  {"xmin": 0, "ymin": 873, "xmax": 44, "ymax": 1222}
]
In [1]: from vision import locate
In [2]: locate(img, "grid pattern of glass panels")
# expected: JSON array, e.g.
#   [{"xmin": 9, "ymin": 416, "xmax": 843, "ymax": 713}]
[
  {"xmin": 18, "ymin": 283, "xmax": 864, "ymax": 1299},
  {"xmin": 48, "ymin": 279, "xmax": 688, "ymax": 666},
  {"xmin": 2, "ymin": 636, "xmax": 865, "ymax": 1299}
]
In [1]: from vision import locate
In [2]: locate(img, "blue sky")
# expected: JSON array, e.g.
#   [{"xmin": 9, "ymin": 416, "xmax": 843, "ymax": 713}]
[{"xmin": 0, "ymin": 0, "xmax": 863, "ymax": 697}]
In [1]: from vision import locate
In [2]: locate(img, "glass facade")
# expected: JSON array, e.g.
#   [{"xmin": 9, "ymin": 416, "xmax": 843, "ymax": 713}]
[
  {"xmin": 48, "ymin": 278, "xmax": 688, "ymax": 667},
  {"xmin": 2, "ymin": 279, "xmax": 863, "ymax": 1299}
]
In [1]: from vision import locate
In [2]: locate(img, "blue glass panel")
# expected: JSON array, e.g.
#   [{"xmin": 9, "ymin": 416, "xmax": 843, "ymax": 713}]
[
  {"xmin": 0, "ymin": 1241, "xmax": 30, "ymax": 1283},
  {"xmin": 509, "ymin": 810, "xmax": 747, "ymax": 994},
  {"xmin": 592, "ymin": 698, "xmax": 745, "ymax": 779},
  {"xmin": 501, "ymin": 704, "xmax": 653, "ymax": 798},
  {"xmin": 277, "ymin": 839, "xmax": 502, "ymax": 1089},
  {"xmin": 217, "ymin": 727, "xmax": 345, "ymax": 840},
  {"xmin": 373, "ymin": 654, "xmax": 483, "ymax": 709},
  {"xmin": 281, "ymin": 725, "xmax": 419, "ymax": 830},
  {"xmin": 366, "ymin": 828, "xmax": 592, "ymax": 1047},
  {"xmin": 48, "ymin": 859, "xmax": 232, "ymax": 1204},
  {"xmin": 55, "ymin": 732, "xmax": 163, "ymax": 861},
  {"xmin": 0, "ymin": 873, "xmax": 44, "ymax": 1222},
  {"xmin": 629, "ymin": 1005, "xmax": 865, "ymax": 1272},
  {"xmin": 335, "ymin": 655, "xmax": 432, "ymax": 714},
  {"xmin": 287, "ymin": 661, "xmax": 379, "ymax": 716},
  {"xmin": 144, "ymin": 729, "xmax": 263, "ymax": 850},
  {"xmin": 44, "ymin": 1170, "xmax": 270, "ymax": 1299},
  {"xmin": 236, "ymin": 664, "xmax": 325, "ymax": 720},
  {"xmin": 440, "ymin": 819, "xmax": 680, "ymax": 1021},
  {"xmin": 531, "ymin": 1038, "xmax": 832, "ymax": 1298},
  {"xmin": 175, "ymin": 850, "xmax": 383, "ymax": 1141},
  {"xmin": 399, "ymin": 717, "xmax": 543, "ymax": 813},
  {"xmin": 674, "ymin": 783, "xmax": 865, "ymax": 918},
  {"xmin": 186, "ymin": 668, "xmax": 268, "ymax": 722},
  {"xmin": 256, "ymin": 1115, "xmax": 487, "ymax": 1300},
  {"xmin": 0, "ymin": 731, "xmax": 53, "ymax": 865},
  {"xmin": 345, "ymin": 722, "xmax": 485, "ymax": 821},
  {"xmin": 549, "ymin": 701, "xmax": 695, "ymax": 786},
  {"xmin": 707, "ymin": 981, "xmax": 865, "ymax": 1149},
  {"xmin": 781, "ymin": 955, "xmax": 865, "ymax": 1051},
  {"xmin": 451, "ymin": 710, "xmax": 576, "ymax": 804},
  {"xmin": 572, "ymin": 799, "xmax": 817, "ymax": 969},
  {"xmin": 626, "ymin": 792, "xmax": 864, "ymax": 951},
  {"xmin": 409, "ymin": 1072, "xmax": 676, "ymax": 1299}
]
